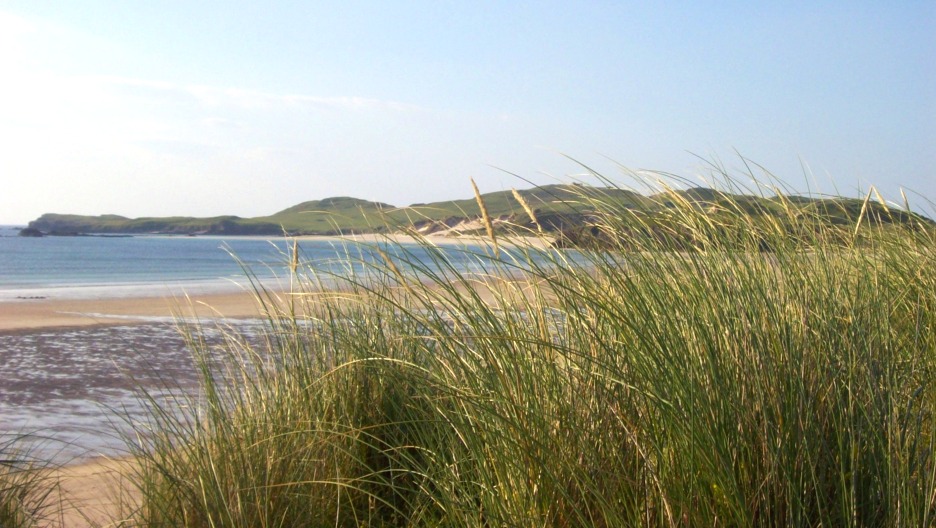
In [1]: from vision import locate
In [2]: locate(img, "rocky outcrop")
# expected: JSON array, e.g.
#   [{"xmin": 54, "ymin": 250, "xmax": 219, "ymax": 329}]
[{"xmin": 18, "ymin": 227, "xmax": 44, "ymax": 237}]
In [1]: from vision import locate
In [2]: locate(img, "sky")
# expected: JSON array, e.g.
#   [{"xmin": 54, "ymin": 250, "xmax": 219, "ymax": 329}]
[{"xmin": 0, "ymin": 1, "xmax": 933, "ymax": 224}]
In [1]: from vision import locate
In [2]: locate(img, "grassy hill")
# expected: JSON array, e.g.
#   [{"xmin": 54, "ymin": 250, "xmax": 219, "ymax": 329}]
[
  {"xmin": 24, "ymin": 184, "xmax": 644, "ymax": 236},
  {"xmin": 24, "ymin": 183, "xmax": 933, "ymax": 242}
]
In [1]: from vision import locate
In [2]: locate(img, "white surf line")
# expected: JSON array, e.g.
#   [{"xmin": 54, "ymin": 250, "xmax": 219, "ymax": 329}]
[{"xmin": 54, "ymin": 311, "xmax": 274, "ymax": 326}]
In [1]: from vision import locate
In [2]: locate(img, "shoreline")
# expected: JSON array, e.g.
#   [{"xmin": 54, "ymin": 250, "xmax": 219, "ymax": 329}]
[
  {"xmin": 0, "ymin": 291, "xmax": 277, "ymax": 526},
  {"xmin": 0, "ymin": 233, "xmax": 550, "ymax": 333},
  {"xmin": 0, "ymin": 289, "xmax": 273, "ymax": 332}
]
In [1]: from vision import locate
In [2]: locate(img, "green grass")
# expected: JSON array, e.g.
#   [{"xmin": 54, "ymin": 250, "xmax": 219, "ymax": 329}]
[
  {"xmin": 114, "ymin": 168, "xmax": 936, "ymax": 526},
  {"xmin": 0, "ymin": 436, "xmax": 59, "ymax": 527}
]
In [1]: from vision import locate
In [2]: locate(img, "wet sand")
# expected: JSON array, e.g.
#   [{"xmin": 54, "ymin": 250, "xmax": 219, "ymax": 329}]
[
  {"xmin": 0, "ymin": 291, "xmax": 275, "ymax": 527},
  {"xmin": 2, "ymin": 288, "xmax": 289, "ymax": 525},
  {"xmin": 0, "ymin": 289, "xmax": 273, "ymax": 332}
]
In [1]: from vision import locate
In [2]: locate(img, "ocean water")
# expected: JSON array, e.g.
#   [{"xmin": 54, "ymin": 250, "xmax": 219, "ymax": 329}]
[
  {"xmin": 1, "ymin": 230, "xmax": 321, "ymax": 300},
  {"xmin": 0, "ymin": 228, "xmax": 509, "ymax": 462},
  {"xmin": 0, "ymin": 228, "xmax": 503, "ymax": 300}
]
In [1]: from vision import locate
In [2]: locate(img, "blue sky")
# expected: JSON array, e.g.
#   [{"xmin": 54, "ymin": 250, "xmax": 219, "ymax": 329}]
[{"xmin": 1, "ymin": 1, "xmax": 933, "ymax": 224}]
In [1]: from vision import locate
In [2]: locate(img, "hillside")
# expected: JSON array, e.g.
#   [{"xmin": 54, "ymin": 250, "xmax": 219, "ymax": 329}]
[
  {"xmin": 23, "ymin": 184, "xmax": 933, "ymax": 242},
  {"xmin": 23, "ymin": 184, "xmax": 636, "ymax": 236}
]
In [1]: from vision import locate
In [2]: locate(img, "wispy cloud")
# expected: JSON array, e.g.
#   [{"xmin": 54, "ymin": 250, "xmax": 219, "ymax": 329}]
[{"xmin": 91, "ymin": 75, "xmax": 423, "ymax": 113}]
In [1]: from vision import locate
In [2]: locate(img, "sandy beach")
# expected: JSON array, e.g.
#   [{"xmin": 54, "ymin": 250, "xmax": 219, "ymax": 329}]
[
  {"xmin": 0, "ymin": 291, "xmax": 271, "ymax": 527},
  {"xmin": 0, "ymin": 289, "xmax": 273, "ymax": 332},
  {"xmin": 46, "ymin": 456, "xmax": 137, "ymax": 528},
  {"xmin": 1, "ymin": 289, "xmax": 301, "ymax": 527}
]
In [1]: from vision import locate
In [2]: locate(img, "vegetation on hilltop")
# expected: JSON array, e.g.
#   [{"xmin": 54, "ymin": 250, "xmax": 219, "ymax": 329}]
[{"xmin": 22, "ymin": 183, "xmax": 934, "ymax": 245}]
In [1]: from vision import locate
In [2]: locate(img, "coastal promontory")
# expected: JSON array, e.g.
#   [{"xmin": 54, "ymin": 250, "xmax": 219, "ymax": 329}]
[{"xmin": 22, "ymin": 185, "xmax": 930, "ymax": 244}]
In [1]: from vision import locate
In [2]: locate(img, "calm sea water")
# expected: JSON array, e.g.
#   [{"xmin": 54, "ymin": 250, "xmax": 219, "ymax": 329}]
[
  {"xmin": 2, "ymin": 229, "xmax": 343, "ymax": 300},
  {"xmin": 0, "ymin": 228, "xmax": 506, "ymax": 300},
  {"xmin": 0, "ymin": 227, "xmax": 508, "ymax": 462}
]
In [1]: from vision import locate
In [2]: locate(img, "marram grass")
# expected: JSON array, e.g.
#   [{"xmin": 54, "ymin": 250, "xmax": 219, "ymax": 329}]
[
  {"xmin": 122, "ymin": 172, "xmax": 935, "ymax": 527},
  {"xmin": 0, "ymin": 436, "xmax": 60, "ymax": 528}
]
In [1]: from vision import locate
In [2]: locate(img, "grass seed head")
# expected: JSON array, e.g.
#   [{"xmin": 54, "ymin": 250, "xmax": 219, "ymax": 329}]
[
  {"xmin": 472, "ymin": 178, "xmax": 500, "ymax": 256},
  {"xmin": 512, "ymin": 188, "xmax": 542, "ymax": 233}
]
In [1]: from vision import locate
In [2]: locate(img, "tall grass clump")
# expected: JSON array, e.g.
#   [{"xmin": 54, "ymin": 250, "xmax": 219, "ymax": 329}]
[
  {"xmin": 125, "ymin": 167, "xmax": 935, "ymax": 526},
  {"xmin": 0, "ymin": 436, "xmax": 59, "ymax": 527}
]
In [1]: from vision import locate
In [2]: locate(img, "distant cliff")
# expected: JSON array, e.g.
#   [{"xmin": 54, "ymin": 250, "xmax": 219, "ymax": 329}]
[{"xmin": 27, "ymin": 214, "xmax": 286, "ymax": 236}]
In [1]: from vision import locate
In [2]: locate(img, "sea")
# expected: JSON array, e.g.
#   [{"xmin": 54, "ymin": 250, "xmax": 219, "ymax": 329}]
[{"xmin": 0, "ymin": 226, "xmax": 508, "ymax": 462}]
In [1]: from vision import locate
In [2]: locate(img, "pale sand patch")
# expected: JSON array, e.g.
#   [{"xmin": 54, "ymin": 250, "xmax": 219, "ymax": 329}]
[
  {"xmin": 0, "ymin": 290, "xmax": 270, "ymax": 332},
  {"xmin": 296, "ymin": 232, "xmax": 551, "ymax": 249},
  {"xmin": 51, "ymin": 457, "xmax": 138, "ymax": 528}
]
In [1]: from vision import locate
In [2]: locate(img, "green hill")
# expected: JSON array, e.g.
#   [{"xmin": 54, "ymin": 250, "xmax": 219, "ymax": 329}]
[
  {"xmin": 24, "ymin": 184, "xmax": 635, "ymax": 236},
  {"xmin": 23, "ymin": 184, "xmax": 933, "ymax": 241}
]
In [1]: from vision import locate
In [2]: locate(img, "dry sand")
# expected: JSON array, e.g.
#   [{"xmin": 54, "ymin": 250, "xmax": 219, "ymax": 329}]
[
  {"xmin": 0, "ymin": 290, "xmax": 271, "ymax": 332},
  {"xmin": 49, "ymin": 457, "xmax": 137, "ymax": 528}
]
